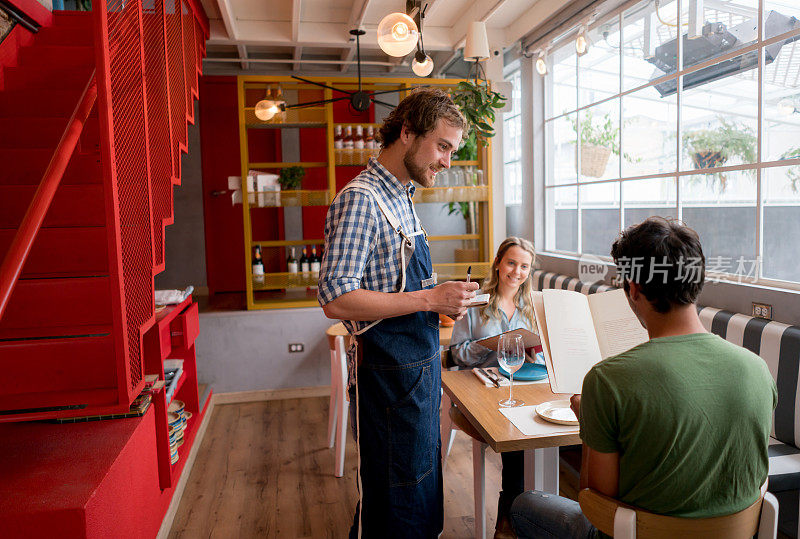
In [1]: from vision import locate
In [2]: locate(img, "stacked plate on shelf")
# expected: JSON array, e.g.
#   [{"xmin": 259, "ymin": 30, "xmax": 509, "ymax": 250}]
[{"xmin": 167, "ymin": 400, "xmax": 192, "ymax": 465}]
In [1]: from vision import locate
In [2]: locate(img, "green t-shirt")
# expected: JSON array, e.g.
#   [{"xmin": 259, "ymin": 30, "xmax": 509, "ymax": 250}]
[{"xmin": 580, "ymin": 332, "xmax": 777, "ymax": 518}]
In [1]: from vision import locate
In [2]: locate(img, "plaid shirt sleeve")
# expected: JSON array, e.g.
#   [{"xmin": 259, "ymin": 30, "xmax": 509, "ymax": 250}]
[{"xmin": 317, "ymin": 186, "xmax": 378, "ymax": 307}]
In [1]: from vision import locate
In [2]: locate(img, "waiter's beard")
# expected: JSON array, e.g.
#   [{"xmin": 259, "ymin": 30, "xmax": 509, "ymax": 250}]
[{"xmin": 403, "ymin": 141, "xmax": 437, "ymax": 188}]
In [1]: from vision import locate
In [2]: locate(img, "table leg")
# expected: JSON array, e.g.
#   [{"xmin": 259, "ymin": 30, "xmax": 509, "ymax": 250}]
[
  {"xmin": 523, "ymin": 447, "xmax": 559, "ymax": 494},
  {"xmin": 473, "ymin": 439, "xmax": 486, "ymax": 539}
]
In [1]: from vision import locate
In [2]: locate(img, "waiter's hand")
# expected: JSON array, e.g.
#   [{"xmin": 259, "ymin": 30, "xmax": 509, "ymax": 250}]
[
  {"xmin": 570, "ymin": 394, "xmax": 581, "ymax": 420},
  {"xmin": 427, "ymin": 281, "xmax": 479, "ymax": 320}
]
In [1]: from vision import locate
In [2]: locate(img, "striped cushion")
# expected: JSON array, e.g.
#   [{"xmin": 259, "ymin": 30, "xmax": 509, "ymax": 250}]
[
  {"xmin": 769, "ymin": 436, "xmax": 800, "ymax": 492},
  {"xmin": 531, "ymin": 270, "xmax": 615, "ymax": 295}
]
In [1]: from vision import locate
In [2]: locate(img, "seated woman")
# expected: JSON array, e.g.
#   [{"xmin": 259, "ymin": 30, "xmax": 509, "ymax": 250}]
[{"xmin": 449, "ymin": 236, "xmax": 540, "ymax": 539}]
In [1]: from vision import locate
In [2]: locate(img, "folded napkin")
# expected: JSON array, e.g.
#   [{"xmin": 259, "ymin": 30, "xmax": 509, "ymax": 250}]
[
  {"xmin": 472, "ymin": 367, "xmax": 549, "ymax": 387},
  {"xmin": 155, "ymin": 286, "xmax": 194, "ymax": 305}
]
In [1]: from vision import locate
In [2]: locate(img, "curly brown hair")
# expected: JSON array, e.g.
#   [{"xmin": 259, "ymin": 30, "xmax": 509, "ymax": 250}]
[{"xmin": 377, "ymin": 87, "xmax": 467, "ymax": 149}]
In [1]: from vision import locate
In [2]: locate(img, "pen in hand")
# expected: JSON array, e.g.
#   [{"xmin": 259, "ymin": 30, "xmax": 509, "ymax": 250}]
[{"xmin": 466, "ymin": 265, "xmax": 471, "ymax": 284}]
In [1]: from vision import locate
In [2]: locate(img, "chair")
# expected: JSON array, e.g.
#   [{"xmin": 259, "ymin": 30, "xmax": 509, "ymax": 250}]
[
  {"xmin": 578, "ymin": 487, "xmax": 779, "ymax": 539},
  {"xmin": 325, "ymin": 323, "xmax": 349, "ymax": 478}
]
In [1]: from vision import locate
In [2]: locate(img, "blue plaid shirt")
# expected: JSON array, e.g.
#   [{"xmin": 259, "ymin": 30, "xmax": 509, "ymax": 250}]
[{"xmin": 318, "ymin": 157, "xmax": 423, "ymax": 336}]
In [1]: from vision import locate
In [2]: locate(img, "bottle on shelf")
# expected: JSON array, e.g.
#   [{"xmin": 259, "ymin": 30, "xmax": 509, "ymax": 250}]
[
  {"xmin": 365, "ymin": 126, "xmax": 376, "ymax": 159},
  {"xmin": 287, "ymin": 247, "xmax": 299, "ymax": 287},
  {"xmin": 310, "ymin": 246, "xmax": 321, "ymax": 277},
  {"xmin": 343, "ymin": 125, "xmax": 354, "ymax": 166},
  {"xmin": 252, "ymin": 245, "xmax": 265, "ymax": 283},
  {"xmin": 300, "ymin": 247, "xmax": 310, "ymax": 282},
  {"xmin": 333, "ymin": 125, "xmax": 344, "ymax": 165},
  {"xmin": 354, "ymin": 125, "xmax": 365, "ymax": 165}
]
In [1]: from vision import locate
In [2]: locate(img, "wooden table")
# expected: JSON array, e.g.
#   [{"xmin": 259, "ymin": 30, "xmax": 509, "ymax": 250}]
[{"xmin": 441, "ymin": 369, "xmax": 581, "ymax": 538}]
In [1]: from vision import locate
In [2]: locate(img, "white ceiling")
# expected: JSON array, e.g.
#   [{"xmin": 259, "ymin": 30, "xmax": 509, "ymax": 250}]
[{"xmin": 199, "ymin": 0, "xmax": 575, "ymax": 76}]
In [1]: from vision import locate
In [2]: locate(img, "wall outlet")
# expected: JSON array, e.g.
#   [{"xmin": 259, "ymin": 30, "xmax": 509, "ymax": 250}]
[
  {"xmin": 288, "ymin": 343, "xmax": 305, "ymax": 353},
  {"xmin": 752, "ymin": 303, "xmax": 772, "ymax": 320}
]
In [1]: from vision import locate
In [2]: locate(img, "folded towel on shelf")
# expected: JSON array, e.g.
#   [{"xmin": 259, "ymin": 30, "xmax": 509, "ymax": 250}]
[{"xmin": 154, "ymin": 286, "xmax": 194, "ymax": 305}]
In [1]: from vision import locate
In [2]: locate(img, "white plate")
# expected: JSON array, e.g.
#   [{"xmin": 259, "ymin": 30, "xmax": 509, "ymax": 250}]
[{"xmin": 535, "ymin": 399, "xmax": 578, "ymax": 426}]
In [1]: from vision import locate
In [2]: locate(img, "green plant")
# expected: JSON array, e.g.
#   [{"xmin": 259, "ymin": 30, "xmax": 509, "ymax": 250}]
[
  {"xmin": 571, "ymin": 111, "xmax": 620, "ymax": 154},
  {"xmin": 682, "ymin": 117, "xmax": 756, "ymax": 190},
  {"xmin": 451, "ymin": 80, "xmax": 506, "ymax": 146},
  {"xmin": 446, "ymin": 202, "xmax": 470, "ymax": 220},
  {"xmin": 278, "ymin": 166, "xmax": 305, "ymax": 190},
  {"xmin": 454, "ymin": 131, "xmax": 478, "ymax": 161},
  {"xmin": 781, "ymin": 147, "xmax": 800, "ymax": 193}
]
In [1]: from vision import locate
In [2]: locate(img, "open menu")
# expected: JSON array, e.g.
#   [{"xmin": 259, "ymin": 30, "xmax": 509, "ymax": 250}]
[
  {"xmin": 532, "ymin": 288, "xmax": 649, "ymax": 394},
  {"xmin": 476, "ymin": 327, "xmax": 541, "ymax": 352}
]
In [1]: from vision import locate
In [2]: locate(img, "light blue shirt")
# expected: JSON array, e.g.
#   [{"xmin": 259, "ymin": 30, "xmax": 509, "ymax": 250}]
[{"xmin": 449, "ymin": 300, "xmax": 543, "ymax": 368}]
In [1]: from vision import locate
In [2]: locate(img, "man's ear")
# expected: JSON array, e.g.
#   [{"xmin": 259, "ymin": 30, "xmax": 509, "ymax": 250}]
[
  {"xmin": 627, "ymin": 280, "xmax": 641, "ymax": 301},
  {"xmin": 399, "ymin": 123, "xmax": 415, "ymax": 145}
]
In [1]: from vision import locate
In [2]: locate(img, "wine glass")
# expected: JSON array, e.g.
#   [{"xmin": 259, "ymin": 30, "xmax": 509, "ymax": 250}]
[{"xmin": 498, "ymin": 334, "xmax": 525, "ymax": 407}]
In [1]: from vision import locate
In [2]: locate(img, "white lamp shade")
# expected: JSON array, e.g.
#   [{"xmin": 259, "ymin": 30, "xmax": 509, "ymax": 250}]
[
  {"xmin": 412, "ymin": 54, "xmax": 434, "ymax": 76},
  {"xmin": 255, "ymin": 100, "xmax": 280, "ymax": 121},
  {"xmin": 464, "ymin": 21, "xmax": 489, "ymax": 60},
  {"xmin": 535, "ymin": 53, "xmax": 548, "ymax": 76},
  {"xmin": 377, "ymin": 12, "xmax": 419, "ymax": 57}
]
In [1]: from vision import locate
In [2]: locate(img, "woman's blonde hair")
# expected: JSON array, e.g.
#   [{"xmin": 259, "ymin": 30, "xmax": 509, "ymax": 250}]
[{"xmin": 479, "ymin": 236, "xmax": 537, "ymax": 328}]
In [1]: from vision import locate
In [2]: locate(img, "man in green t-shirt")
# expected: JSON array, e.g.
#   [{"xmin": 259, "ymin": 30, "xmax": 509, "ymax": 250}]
[{"xmin": 510, "ymin": 217, "xmax": 776, "ymax": 538}]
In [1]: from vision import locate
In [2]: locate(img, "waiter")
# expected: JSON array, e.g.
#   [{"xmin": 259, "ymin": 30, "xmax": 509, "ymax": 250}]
[{"xmin": 318, "ymin": 88, "xmax": 479, "ymax": 538}]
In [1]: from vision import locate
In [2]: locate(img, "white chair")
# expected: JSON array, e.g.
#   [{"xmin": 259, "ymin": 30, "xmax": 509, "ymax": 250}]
[
  {"xmin": 326, "ymin": 324, "xmax": 349, "ymax": 478},
  {"xmin": 579, "ymin": 486, "xmax": 778, "ymax": 539}
]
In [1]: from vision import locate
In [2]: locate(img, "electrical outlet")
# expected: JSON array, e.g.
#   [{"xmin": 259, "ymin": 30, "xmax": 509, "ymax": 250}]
[
  {"xmin": 288, "ymin": 343, "xmax": 305, "ymax": 353},
  {"xmin": 752, "ymin": 303, "xmax": 772, "ymax": 320}
]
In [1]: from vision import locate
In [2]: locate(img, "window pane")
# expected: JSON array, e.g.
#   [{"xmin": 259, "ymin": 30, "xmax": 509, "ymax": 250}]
[
  {"xmin": 764, "ymin": 2, "xmax": 800, "ymax": 40},
  {"xmin": 579, "ymin": 100, "xmax": 620, "ymax": 182},
  {"xmin": 763, "ymin": 165, "xmax": 800, "ymax": 283},
  {"xmin": 622, "ymin": 86, "xmax": 677, "ymax": 177},
  {"xmin": 550, "ymin": 46, "xmax": 577, "ymax": 117},
  {"xmin": 504, "ymin": 161, "xmax": 522, "ymax": 205},
  {"xmin": 622, "ymin": 177, "xmax": 677, "ymax": 228},
  {"xmin": 622, "ymin": 0, "xmax": 678, "ymax": 92},
  {"xmin": 547, "ymin": 114, "xmax": 577, "ymax": 186},
  {"xmin": 581, "ymin": 182, "xmax": 620, "ymax": 256},
  {"xmin": 578, "ymin": 19, "xmax": 621, "ymax": 107},
  {"xmin": 546, "ymin": 186, "xmax": 577, "ymax": 252},
  {"xmin": 681, "ymin": 67, "xmax": 758, "ymax": 171},
  {"xmin": 681, "ymin": 172, "xmax": 757, "ymax": 269},
  {"xmin": 763, "ymin": 38, "xmax": 800, "ymax": 163}
]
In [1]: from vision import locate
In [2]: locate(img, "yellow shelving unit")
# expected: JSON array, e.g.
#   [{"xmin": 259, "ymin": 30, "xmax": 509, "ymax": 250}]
[{"xmin": 237, "ymin": 75, "xmax": 494, "ymax": 310}]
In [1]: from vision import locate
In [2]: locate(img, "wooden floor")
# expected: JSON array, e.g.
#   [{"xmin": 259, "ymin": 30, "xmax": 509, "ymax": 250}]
[{"xmin": 169, "ymin": 396, "xmax": 554, "ymax": 538}]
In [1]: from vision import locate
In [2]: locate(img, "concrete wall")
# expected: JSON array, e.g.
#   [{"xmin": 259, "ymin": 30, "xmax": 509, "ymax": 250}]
[
  {"xmin": 196, "ymin": 308, "xmax": 332, "ymax": 392},
  {"xmin": 155, "ymin": 102, "xmax": 208, "ymax": 291}
]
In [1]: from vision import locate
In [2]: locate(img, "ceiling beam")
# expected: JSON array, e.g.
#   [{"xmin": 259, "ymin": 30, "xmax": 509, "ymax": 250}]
[
  {"xmin": 340, "ymin": 0, "xmax": 371, "ymax": 73},
  {"xmin": 238, "ymin": 44, "xmax": 249, "ymax": 69},
  {"xmin": 292, "ymin": 0, "xmax": 301, "ymax": 41},
  {"xmin": 293, "ymin": 47, "xmax": 303, "ymax": 71},
  {"xmin": 216, "ymin": 0, "xmax": 238, "ymax": 40}
]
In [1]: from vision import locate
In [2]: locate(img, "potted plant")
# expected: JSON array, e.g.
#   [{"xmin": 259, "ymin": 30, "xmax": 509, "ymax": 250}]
[
  {"xmin": 780, "ymin": 147, "xmax": 800, "ymax": 193},
  {"xmin": 453, "ymin": 131, "xmax": 478, "ymax": 162},
  {"xmin": 569, "ymin": 111, "xmax": 625, "ymax": 178},
  {"xmin": 451, "ymin": 80, "xmax": 506, "ymax": 146},
  {"xmin": 278, "ymin": 166, "xmax": 305, "ymax": 206},
  {"xmin": 682, "ymin": 118, "xmax": 756, "ymax": 190}
]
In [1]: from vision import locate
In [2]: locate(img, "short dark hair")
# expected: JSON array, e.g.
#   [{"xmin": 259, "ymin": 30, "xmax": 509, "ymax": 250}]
[
  {"xmin": 611, "ymin": 217, "xmax": 705, "ymax": 313},
  {"xmin": 377, "ymin": 87, "xmax": 466, "ymax": 149}
]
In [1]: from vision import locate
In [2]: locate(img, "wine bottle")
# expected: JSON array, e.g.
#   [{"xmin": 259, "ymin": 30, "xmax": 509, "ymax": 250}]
[
  {"xmin": 252, "ymin": 246, "xmax": 265, "ymax": 283},
  {"xmin": 365, "ymin": 126, "xmax": 376, "ymax": 159},
  {"xmin": 354, "ymin": 125, "xmax": 365, "ymax": 165},
  {"xmin": 300, "ymin": 247, "xmax": 310, "ymax": 278},
  {"xmin": 287, "ymin": 247, "xmax": 299, "ymax": 274},
  {"xmin": 310, "ymin": 246, "xmax": 321, "ymax": 276},
  {"xmin": 333, "ymin": 125, "xmax": 343, "ymax": 165},
  {"xmin": 343, "ymin": 125, "xmax": 354, "ymax": 165}
]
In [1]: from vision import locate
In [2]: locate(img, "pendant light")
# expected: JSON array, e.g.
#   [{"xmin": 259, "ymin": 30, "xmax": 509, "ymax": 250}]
[
  {"xmin": 412, "ymin": 51, "xmax": 433, "ymax": 76},
  {"xmin": 377, "ymin": 11, "xmax": 419, "ymax": 57}
]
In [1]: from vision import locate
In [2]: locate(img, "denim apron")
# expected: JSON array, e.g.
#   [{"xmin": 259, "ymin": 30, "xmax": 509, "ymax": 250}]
[{"xmin": 350, "ymin": 185, "xmax": 442, "ymax": 538}]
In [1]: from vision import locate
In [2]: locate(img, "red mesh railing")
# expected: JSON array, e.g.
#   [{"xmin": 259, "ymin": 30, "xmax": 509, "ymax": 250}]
[{"xmin": 94, "ymin": 0, "xmax": 206, "ymax": 401}]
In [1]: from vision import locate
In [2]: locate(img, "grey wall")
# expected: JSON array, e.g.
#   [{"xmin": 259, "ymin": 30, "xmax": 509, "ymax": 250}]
[
  {"xmin": 155, "ymin": 101, "xmax": 207, "ymax": 291},
  {"xmin": 196, "ymin": 308, "xmax": 332, "ymax": 392}
]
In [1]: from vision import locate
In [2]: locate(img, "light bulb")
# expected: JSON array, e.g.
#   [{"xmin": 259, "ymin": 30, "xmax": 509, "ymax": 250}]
[
  {"xmin": 535, "ymin": 52, "xmax": 548, "ymax": 76},
  {"xmin": 255, "ymin": 100, "xmax": 279, "ymax": 121},
  {"xmin": 575, "ymin": 27, "xmax": 589, "ymax": 56},
  {"xmin": 377, "ymin": 12, "xmax": 419, "ymax": 57},
  {"xmin": 778, "ymin": 99, "xmax": 796, "ymax": 116},
  {"xmin": 412, "ymin": 54, "xmax": 434, "ymax": 77}
]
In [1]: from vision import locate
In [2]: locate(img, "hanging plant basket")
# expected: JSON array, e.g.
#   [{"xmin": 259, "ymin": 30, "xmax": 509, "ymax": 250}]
[
  {"xmin": 580, "ymin": 143, "xmax": 612, "ymax": 178},
  {"xmin": 691, "ymin": 150, "xmax": 726, "ymax": 170}
]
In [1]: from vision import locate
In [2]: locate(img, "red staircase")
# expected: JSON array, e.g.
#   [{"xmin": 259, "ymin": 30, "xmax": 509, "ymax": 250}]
[{"xmin": 0, "ymin": 5, "xmax": 207, "ymax": 421}]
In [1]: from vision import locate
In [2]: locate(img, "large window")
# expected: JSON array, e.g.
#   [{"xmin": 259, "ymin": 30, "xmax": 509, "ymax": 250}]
[
  {"xmin": 542, "ymin": 0, "xmax": 800, "ymax": 287},
  {"xmin": 503, "ymin": 69, "xmax": 523, "ymax": 205}
]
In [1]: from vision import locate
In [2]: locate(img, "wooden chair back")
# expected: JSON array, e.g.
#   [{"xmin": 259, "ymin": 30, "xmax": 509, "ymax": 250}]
[
  {"xmin": 325, "ymin": 322, "xmax": 348, "ymax": 350},
  {"xmin": 578, "ymin": 488, "xmax": 764, "ymax": 539}
]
